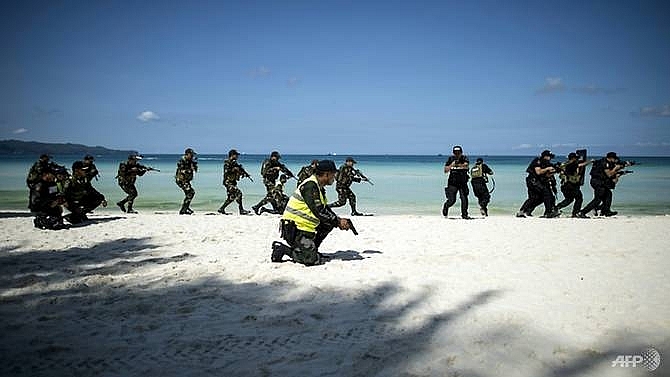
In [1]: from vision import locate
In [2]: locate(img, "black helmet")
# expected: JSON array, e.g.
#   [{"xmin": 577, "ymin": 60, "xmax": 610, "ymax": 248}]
[
  {"xmin": 185, "ymin": 148, "xmax": 195, "ymax": 155},
  {"xmin": 270, "ymin": 151, "xmax": 281, "ymax": 159},
  {"xmin": 84, "ymin": 154, "xmax": 95, "ymax": 161},
  {"xmin": 228, "ymin": 149, "xmax": 239, "ymax": 157}
]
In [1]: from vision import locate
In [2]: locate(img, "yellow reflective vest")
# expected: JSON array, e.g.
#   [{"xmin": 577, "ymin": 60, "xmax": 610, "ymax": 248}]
[{"xmin": 282, "ymin": 175, "xmax": 327, "ymax": 233}]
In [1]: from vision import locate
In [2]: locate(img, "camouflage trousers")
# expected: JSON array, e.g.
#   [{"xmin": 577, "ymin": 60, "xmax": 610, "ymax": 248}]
[
  {"xmin": 176, "ymin": 180, "xmax": 195, "ymax": 207},
  {"xmin": 220, "ymin": 183, "xmax": 243, "ymax": 209},
  {"xmin": 329, "ymin": 186, "xmax": 357, "ymax": 211},
  {"xmin": 252, "ymin": 180, "xmax": 275, "ymax": 208},
  {"xmin": 286, "ymin": 223, "xmax": 334, "ymax": 266},
  {"xmin": 118, "ymin": 182, "xmax": 138, "ymax": 206}
]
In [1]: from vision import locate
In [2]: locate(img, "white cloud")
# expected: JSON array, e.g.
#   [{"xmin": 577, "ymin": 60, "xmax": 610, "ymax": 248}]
[
  {"xmin": 535, "ymin": 77, "xmax": 565, "ymax": 94},
  {"xmin": 636, "ymin": 104, "xmax": 670, "ymax": 118},
  {"xmin": 137, "ymin": 111, "xmax": 160, "ymax": 122},
  {"xmin": 249, "ymin": 66, "xmax": 271, "ymax": 78},
  {"xmin": 634, "ymin": 141, "xmax": 670, "ymax": 147},
  {"xmin": 12, "ymin": 128, "xmax": 28, "ymax": 134},
  {"xmin": 512, "ymin": 143, "xmax": 534, "ymax": 149}
]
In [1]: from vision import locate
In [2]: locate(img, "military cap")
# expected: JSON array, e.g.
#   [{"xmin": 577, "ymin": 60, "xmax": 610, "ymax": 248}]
[
  {"xmin": 541, "ymin": 150, "xmax": 555, "ymax": 158},
  {"xmin": 606, "ymin": 152, "xmax": 618, "ymax": 159},
  {"xmin": 84, "ymin": 154, "xmax": 95, "ymax": 161},
  {"xmin": 316, "ymin": 160, "xmax": 338, "ymax": 173},
  {"xmin": 128, "ymin": 153, "xmax": 143, "ymax": 160},
  {"xmin": 228, "ymin": 149, "xmax": 240, "ymax": 157},
  {"xmin": 346, "ymin": 156, "xmax": 357, "ymax": 163},
  {"xmin": 568, "ymin": 152, "xmax": 578, "ymax": 159},
  {"xmin": 185, "ymin": 148, "xmax": 195, "ymax": 155},
  {"xmin": 270, "ymin": 151, "xmax": 281, "ymax": 159}
]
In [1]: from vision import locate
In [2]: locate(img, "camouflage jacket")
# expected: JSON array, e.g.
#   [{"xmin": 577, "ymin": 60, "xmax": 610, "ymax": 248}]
[
  {"xmin": 260, "ymin": 159, "xmax": 292, "ymax": 183},
  {"xmin": 223, "ymin": 158, "xmax": 250, "ymax": 185},
  {"xmin": 117, "ymin": 162, "xmax": 147, "ymax": 184},
  {"xmin": 82, "ymin": 162, "xmax": 100, "ymax": 183},
  {"xmin": 26, "ymin": 160, "xmax": 50, "ymax": 187},
  {"xmin": 335, "ymin": 165, "xmax": 362, "ymax": 188},
  {"xmin": 176, "ymin": 156, "xmax": 197, "ymax": 183},
  {"xmin": 296, "ymin": 165, "xmax": 315, "ymax": 185}
]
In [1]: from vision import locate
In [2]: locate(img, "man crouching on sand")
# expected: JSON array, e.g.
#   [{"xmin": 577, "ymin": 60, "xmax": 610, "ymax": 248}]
[{"xmin": 271, "ymin": 160, "xmax": 351, "ymax": 266}]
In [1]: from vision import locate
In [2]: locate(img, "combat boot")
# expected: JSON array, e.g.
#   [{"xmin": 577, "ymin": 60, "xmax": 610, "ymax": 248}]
[
  {"xmin": 271, "ymin": 241, "xmax": 290, "ymax": 262},
  {"xmin": 116, "ymin": 201, "xmax": 126, "ymax": 213},
  {"xmin": 126, "ymin": 205, "xmax": 138, "ymax": 214},
  {"xmin": 239, "ymin": 203, "xmax": 250, "ymax": 215},
  {"xmin": 252, "ymin": 204, "xmax": 261, "ymax": 215}
]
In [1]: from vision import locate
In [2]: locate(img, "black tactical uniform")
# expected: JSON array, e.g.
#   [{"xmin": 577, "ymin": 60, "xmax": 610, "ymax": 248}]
[
  {"xmin": 470, "ymin": 158, "xmax": 493, "ymax": 216},
  {"xmin": 517, "ymin": 150, "xmax": 559, "ymax": 218},
  {"xmin": 442, "ymin": 146, "xmax": 471, "ymax": 219}
]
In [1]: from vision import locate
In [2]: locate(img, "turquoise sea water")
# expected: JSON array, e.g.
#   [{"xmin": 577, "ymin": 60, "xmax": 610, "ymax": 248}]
[{"xmin": 2, "ymin": 154, "xmax": 669, "ymax": 216}]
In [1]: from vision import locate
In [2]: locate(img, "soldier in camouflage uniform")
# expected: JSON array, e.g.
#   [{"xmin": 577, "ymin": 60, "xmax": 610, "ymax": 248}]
[
  {"xmin": 258, "ymin": 174, "xmax": 289, "ymax": 215},
  {"xmin": 64, "ymin": 161, "xmax": 107, "ymax": 223},
  {"xmin": 218, "ymin": 149, "xmax": 252, "ymax": 215},
  {"xmin": 328, "ymin": 157, "xmax": 368, "ymax": 216},
  {"xmin": 116, "ymin": 154, "xmax": 154, "ymax": 214},
  {"xmin": 30, "ymin": 166, "xmax": 69, "ymax": 230},
  {"xmin": 252, "ymin": 151, "xmax": 294, "ymax": 215},
  {"xmin": 80, "ymin": 154, "xmax": 100, "ymax": 183},
  {"xmin": 296, "ymin": 159, "xmax": 318, "ymax": 186},
  {"xmin": 175, "ymin": 148, "xmax": 198, "ymax": 215},
  {"xmin": 26, "ymin": 154, "xmax": 53, "ymax": 208}
]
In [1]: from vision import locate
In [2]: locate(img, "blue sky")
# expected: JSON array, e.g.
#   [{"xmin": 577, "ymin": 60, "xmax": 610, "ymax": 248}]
[{"xmin": 1, "ymin": 0, "xmax": 669, "ymax": 155}]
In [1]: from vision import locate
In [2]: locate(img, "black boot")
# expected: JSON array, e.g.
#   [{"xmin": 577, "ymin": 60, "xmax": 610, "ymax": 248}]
[
  {"xmin": 126, "ymin": 204, "xmax": 138, "ymax": 214},
  {"xmin": 117, "ymin": 201, "xmax": 127, "ymax": 213},
  {"xmin": 271, "ymin": 241, "xmax": 290, "ymax": 262}
]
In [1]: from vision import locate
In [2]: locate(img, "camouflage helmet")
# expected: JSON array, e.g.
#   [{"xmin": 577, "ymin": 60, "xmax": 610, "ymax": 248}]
[
  {"xmin": 270, "ymin": 150, "xmax": 281, "ymax": 159},
  {"xmin": 228, "ymin": 149, "xmax": 240, "ymax": 157}
]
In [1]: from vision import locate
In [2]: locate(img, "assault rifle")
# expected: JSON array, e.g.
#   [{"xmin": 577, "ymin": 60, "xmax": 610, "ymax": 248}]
[
  {"xmin": 616, "ymin": 169, "xmax": 634, "ymax": 177},
  {"xmin": 354, "ymin": 169, "xmax": 374, "ymax": 185},
  {"xmin": 238, "ymin": 164, "xmax": 254, "ymax": 182},
  {"xmin": 138, "ymin": 165, "xmax": 160, "ymax": 173}
]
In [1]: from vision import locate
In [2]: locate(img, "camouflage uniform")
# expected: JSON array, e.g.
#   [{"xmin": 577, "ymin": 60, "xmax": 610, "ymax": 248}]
[
  {"xmin": 64, "ymin": 163, "xmax": 106, "ymax": 223},
  {"xmin": 328, "ymin": 162, "xmax": 365, "ymax": 215},
  {"xmin": 253, "ymin": 154, "xmax": 294, "ymax": 212},
  {"xmin": 81, "ymin": 155, "xmax": 100, "ymax": 183},
  {"xmin": 116, "ymin": 156, "xmax": 149, "ymax": 213},
  {"xmin": 296, "ymin": 160, "xmax": 318, "ymax": 186},
  {"xmin": 26, "ymin": 155, "xmax": 52, "ymax": 208},
  {"xmin": 175, "ymin": 152, "xmax": 197, "ymax": 214},
  {"xmin": 258, "ymin": 177, "xmax": 289, "ymax": 215},
  {"xmin": 218, "ymin": 153, "xmax": 251, "ymax": 214},
  {"xmin": 30, "ymin": 171, "xmax": 68, "ymax": 230}
]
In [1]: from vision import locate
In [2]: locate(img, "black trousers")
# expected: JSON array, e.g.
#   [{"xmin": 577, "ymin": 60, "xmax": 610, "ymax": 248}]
[
  {"xmin": 471, "ymin": 179, "xmax": 490, "ymax": 209},
  {"xmin": 519, "ymin": 176, "xmax": 555, "ymax": 215},
  {"xmin": 581, "ymin": 180, "xmax": 612, "ymax": 214},
  {"xmin": 443, "ymin": 183, "xmax": 469, "ymax": 217},
  {"xmin": 556, "ymin": 183, "xmax": 583, "ymax": 215}
]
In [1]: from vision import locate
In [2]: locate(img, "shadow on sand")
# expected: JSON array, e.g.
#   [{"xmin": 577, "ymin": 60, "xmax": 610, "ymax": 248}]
[{"xmin": 0, "ymin": 237, "xmax": 667, "ymax": 376}]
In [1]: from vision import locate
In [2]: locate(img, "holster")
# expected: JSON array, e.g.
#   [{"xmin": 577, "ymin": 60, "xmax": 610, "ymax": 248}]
[{"xmin": 280, "ymin": 219, "xmax": 297, "ymax": 245}]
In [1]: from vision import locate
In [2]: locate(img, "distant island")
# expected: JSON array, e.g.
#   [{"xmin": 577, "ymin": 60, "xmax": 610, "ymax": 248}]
[{"xmin": 0, "ymin": 140, "xmax": 136, "ymax": 156}]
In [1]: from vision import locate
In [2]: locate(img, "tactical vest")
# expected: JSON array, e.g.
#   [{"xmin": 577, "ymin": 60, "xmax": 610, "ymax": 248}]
[
  {"xmin": 470, "ymin": 164, "xmax": 484, "ymax": 179},
  {"xmin": 282, "ymin": 175, "xmax": 327, "ymax": 233}
]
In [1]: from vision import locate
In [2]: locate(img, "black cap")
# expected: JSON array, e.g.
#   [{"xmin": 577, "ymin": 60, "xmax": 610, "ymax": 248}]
[
  {"xmin": 541, "ymin": 150, "xmax": 555, "ymax": 158},
  {"xmin": 228, "ymin": 149, "xmax": 239, "ymax": 157},
  {"xmin": 185, "ymin": 148, "xmax": 195, "ymax": 155},
  {"xmin": 453, "ymin": 145, "xmax": 463, "ymax": 152},
  {"xmin": 40, "ymin": 154, "xmax": 51, "ymax": 160},
  {"xmin": 72, "ymin": 161, "xmax": 89, "ymax": 171},
  {"xmin": 270, "ymin": 151, "xmax": 281, "ymax": 159},
  {"xmin": 476, "ymin": 158, "xmax": 483, "ymax": 163},
  {"xmin": 84, "ymin": 154, "xmax": 95, "ymax": 161},
  {"xmin": 316, "ymin": 160, "xmax": 338, "ymax": 173},
  {"xmin": 606, "ymin": 152, "xmax": 618, "ymax": 159},
  {"xmin": 346, "ymin": 156, "xmax": 357, "ymax": 163},
  {"xmin": 568, "ymin": 152, "xmax": 578, "ymax": 159}
]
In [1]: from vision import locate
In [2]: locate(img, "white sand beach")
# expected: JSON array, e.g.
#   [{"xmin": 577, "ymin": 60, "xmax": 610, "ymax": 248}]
[{"xmin": 1, "ymin": 212, "xmax": 669, "ymax": 376}]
